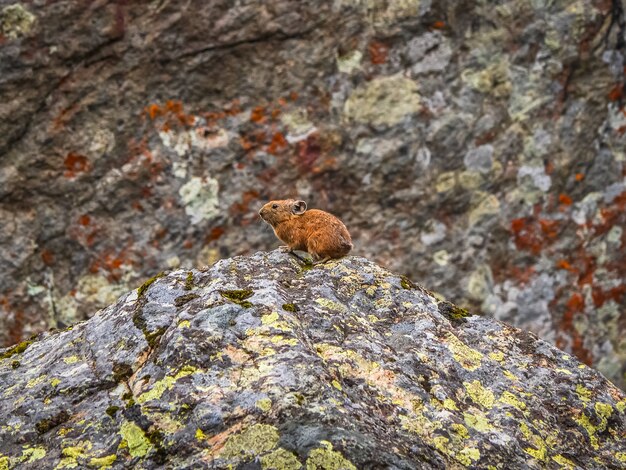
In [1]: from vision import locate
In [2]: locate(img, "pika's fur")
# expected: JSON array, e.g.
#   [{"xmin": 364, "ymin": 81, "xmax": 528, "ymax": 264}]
[{"xmin": 259, "ymin": 199, "xmax": 353, "ymax": 264}]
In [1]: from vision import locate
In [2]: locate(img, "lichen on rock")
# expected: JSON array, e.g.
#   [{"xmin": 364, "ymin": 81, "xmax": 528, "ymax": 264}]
[{"xmin": 0, "ymin": 251, "xmax": 624, "ymax": 469}]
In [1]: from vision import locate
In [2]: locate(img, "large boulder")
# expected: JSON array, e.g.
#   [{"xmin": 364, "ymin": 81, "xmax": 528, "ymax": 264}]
[
  {"xmin": 1, "ymin": 0, "xmax": 625, "ymax": 390},
  {"xmin": 1, "ymin": 251, "xmax": 624, "ymax": 469}
]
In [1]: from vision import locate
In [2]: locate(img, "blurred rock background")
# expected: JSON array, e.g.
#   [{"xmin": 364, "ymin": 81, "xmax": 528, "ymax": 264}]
[{"xmin": 1, "ymin": 0, "xmax": 625, "ymax": 389}]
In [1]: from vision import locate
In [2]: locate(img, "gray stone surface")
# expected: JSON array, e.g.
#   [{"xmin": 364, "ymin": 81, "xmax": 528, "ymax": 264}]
[
  {"xmin": 1, "ymin": 0, "xmax": 626, "ymax": 391},
  {"xmin": 0, "ymin": 251, "xmax": 625, "ymax": 469}
]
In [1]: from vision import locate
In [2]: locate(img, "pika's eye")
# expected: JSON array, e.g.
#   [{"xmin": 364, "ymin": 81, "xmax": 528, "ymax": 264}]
[{"xmin": 272, "ymin": 204, "xmax": 278, "ymax": 209}]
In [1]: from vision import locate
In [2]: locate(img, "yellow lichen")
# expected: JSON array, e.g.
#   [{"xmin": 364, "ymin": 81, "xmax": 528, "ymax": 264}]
[
  {"xmin": 464, "ymin": 380, "xmax": 495, "ymax": 409},
  {"xmin": 260, "ymin": 448, "xmax": 302, "ymax": 470},
  {"xmin": 306, "ymin": 441, "xmax": 356, "ymax": 470},
  {"xmin": 0, "ymin": 456, "xmax": 8, "ymax": 470},
  {"xmin": 21, "ymin": 446, "xmax": 46, "ymax": 463},
  {"xmin": 63, "ymin": 356, "xmax": 80, "ymax": 364},
  {"xmin": 331, "ymin": 380, "xmax": 343, "ymax": 391},
  {"xmin": 488, "ymin": 351, "xmax": 504, "ymax": 362},
  {"xmin": 446, "ymin": 334, "xmax": 483, "ymax": 371},
  {"xmin": 574, "ymin": 412, "xmax": 599, "ymax": 449},
  {"xmin": 575, "ymin": 384, "xmax": 592, "ymax": 403},
  {"xmin": 196, "ymin": 428, "xmax": 206, "ymax": 441},
  {"xmin": 178, "ymin": 320, "xmax": 191, "ymax": 329},
  {"xmin": 463, "ymin": 411, "xmax": 493, "ymax": 433},
  {"xmin": 262, "ymin": 311, "xmax": 280, "ymax": 325},
  {"xmin": 519, "ymin": 422, "xmax": 547, "ymax": 462},
  {"xmin": 457, "ymin": 447, "xmax": 480, "ymax": 466},
  {"xmin": 119, "ymin": 421, "xmax": 152, "ymax": 458},
  {"xmin": 442, "ymin": 399, "xmax": 458, "ymax": 411},
  {"xmin": 499, "ymin": 391, "xmax": 526, "ymax": 411},
  {"xmin": 315, "ymin": 298, "xmax": 347, "ymax": 313},
  {"xmin": 50, "ymin": 378, "xmax": 61, "ymax": 387},
  {"xmin": 88, "ymin": 455, "xmax": 117, "ymax": 468},
  {"xmin": 256, "ymin": 398, "xmax": 272, "ymax": 412},
  {"xmin": 26, "ymin": 374, "xmax": 47, "ymax": 388},
  {"xmin": 503, "ymin": 370, "xmax": 518, "ymax": 381},
  {"xmin": 221, "ymin": 424, "xmax": 279, "ymax": 460},
  {"xmin": 136, "ymin": 365, "xmax": 197, "ymax": 403},
  {"xmin": 451, "ymin": 423, "xmax": 469, "ymax": 439},
  {"xmin": 552, "ymin": 454, "xmax": 576, "ymax": 469}
]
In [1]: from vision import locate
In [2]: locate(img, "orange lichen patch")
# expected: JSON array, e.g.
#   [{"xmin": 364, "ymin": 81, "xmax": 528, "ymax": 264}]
[
  {"xmin": 592, "ymin": 285, "xmax": 626, "ymax": 308},
  {"xmin": 183, "ymin": 239, "xmax": 194, "ymax": 249},
  {"xmin": 267, "ymin": 132, "xmax": 288, "ymax": 155},
  {"xmin": 207, "ymin": 227, "xmax": 225, "ymax": 243},
  {"xmin": 147, "ymin": 104, "xmax": 162, "ymax": 120},
  {"xmin": 41, "ymin": 249, "xmax": 54, "ymax": 266},
  {"xmin": 556, "ymin": 260, "xmax": 576, "ymax": 272},
  {"xmin": 566, "ymin": 292, "xmax": 585, "ymax": 312},
  {"xmin": 79, "ymin": 214, "xmax": 91, "ymax": 226},
  {"xmin": 270, "ymin": 107, "xmax": 282, "ymax": 120},
  {"xmin": 539, "ymin": 219, "xmax": 559, "ymax": 238},
  {"xmin": 368, "ymin": 40, "xmax": 389, "ymax": 64},
  {"xmin": 475, "ymin": 130, "xmax": 497, "ymax": 146},
  {"xmin": 558, "ymin": 194, "xmax": 572, "ymax": 206},
  {"xmin": 432, "ymin": 20, "xmax": 446, "ymax": 29},
  {"xmin": 289, "ymin": 91, "xmax": 298, "ymax": 101},
  {"xmin": 145, "ymin": 100, "xmax": 195, "ymax": 129},
  {"xmin": 608, "ymin": 83, "xmax": 624, "ymax": 102},
  {"xmin": 64, "ymin": 153, "xmax": 89, "ymax": 178},
  {"xmin": 250, "ymin": 106, "xmax": 266, "ymax": 123},
  {"xmin": 510, "ymin": 217, "xmax": 550, "ymax": 254},
  {"xmin": 240, "ymin": 130, "xmax": 267, "ymax": 153},
  {"xmin": 557, "ymin": 291, "xmax": 593, "ymax": 366},
  {"xmin": 575, "ymin": 173, "xmax": 585, "ymax": 181},
  {"xmin": 295, "ymin": 133, "xmax": 321, "ymax": 172}
]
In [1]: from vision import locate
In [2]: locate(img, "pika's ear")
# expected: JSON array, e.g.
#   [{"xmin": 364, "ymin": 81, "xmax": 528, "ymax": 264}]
[{"xmin": 292, "ymin": 200, "xmax": 307, "ymax": 215}]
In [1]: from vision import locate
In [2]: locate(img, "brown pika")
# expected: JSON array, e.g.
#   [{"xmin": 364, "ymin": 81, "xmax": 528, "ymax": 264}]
[{"xmin": 259, "ymin": 199, "xmax": 353, "ymax": 264}]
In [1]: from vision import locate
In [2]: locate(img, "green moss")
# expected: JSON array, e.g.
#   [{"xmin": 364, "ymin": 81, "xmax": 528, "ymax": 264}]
[
  {"xmin": 112, "ymin": 363, "xmax": 133, "ymax": 383},
  {"xmin": 0, "ymin": 339, "xmax": 34, "ymax": 360},
  {"xmin": 119, "ymin": 421, "xmax": 152, "ymax": 458},
  {"xmin": 220, "ymin": 289, "xmax": 254, "ymax": 308},
  {"xmin": 35, "ymin": 410, "xmax": 69, "ymax": 434},
  {"xmin": 11, "ymin": 360, "xmax": 20, "ymax": 369},
  {"xmin": 400, "ymin": 276, "xmax": 414, "ymax": 289},
  {"xmin": 221, "ymin": 424, "xmax": 279, "ymax": 459},
  {"xmin": 282, "ymin": 303, "xmax": 299, "ymax": 312},
  {"xmin": 137, "ymin": 272, "xmax": 165, "ymax": 298},
  {"xmin": 174, "ymin": 293, "xmax": 199, "ymax": 307},
  {"xmin": 89, "ymin": 454, "xmax": 117, "ymax": 468},
  {"xmin": 438, "ymin": 301, "xmax": 471, "ymax": 321},
  {"xmin": 106, "ymin": 406, "xmax": 120, "ymax": 418},
  {"xmin": 306, "ymin": 441, "xmax": 356, "ymax": 470},
  {"xmin": 261, "ymin": 448, "xmax": 301, "ymax": 470},
  {"xmin": 184, "ymin": 271, "xmax": 194, "ymax": 290}
]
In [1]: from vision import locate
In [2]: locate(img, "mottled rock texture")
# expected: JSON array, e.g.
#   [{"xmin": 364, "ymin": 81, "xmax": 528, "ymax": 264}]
[
  {"xmin": 1, "ymin": 251, "xmax": 625, "ymax": 469},
  {"xmin": 1, "ymin": 0, "xmax": 626, "ymax": 390}
]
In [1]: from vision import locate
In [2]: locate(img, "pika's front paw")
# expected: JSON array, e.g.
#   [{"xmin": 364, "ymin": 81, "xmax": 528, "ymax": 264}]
[{"xmin": 279, "ymin": 245, "xmax": 293, "ymax": 253}]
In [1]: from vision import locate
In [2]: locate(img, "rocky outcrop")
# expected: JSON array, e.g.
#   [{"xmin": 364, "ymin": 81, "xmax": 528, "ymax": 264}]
[
  {"xmin": 1, "ymin": 0, "xmax": 626, "ymax": 390},
  {"xmin": 0, "ymin": 251, "xmax": 624, "ymax": 469}
]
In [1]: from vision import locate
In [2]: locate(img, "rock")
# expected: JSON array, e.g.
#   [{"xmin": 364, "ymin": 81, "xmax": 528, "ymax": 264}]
[
  {"xmin": 1, "ymin": 0, "xmax": 626, "ymax": 391},
  {"xmin": 0, "ymin": 251, "xmax": 624, "ymax": 469}
]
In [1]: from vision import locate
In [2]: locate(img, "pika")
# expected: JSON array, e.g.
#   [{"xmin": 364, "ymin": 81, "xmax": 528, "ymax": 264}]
[{"xmin": 259, "ymin": 199, "xmax": 353, "ymax": 264}]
